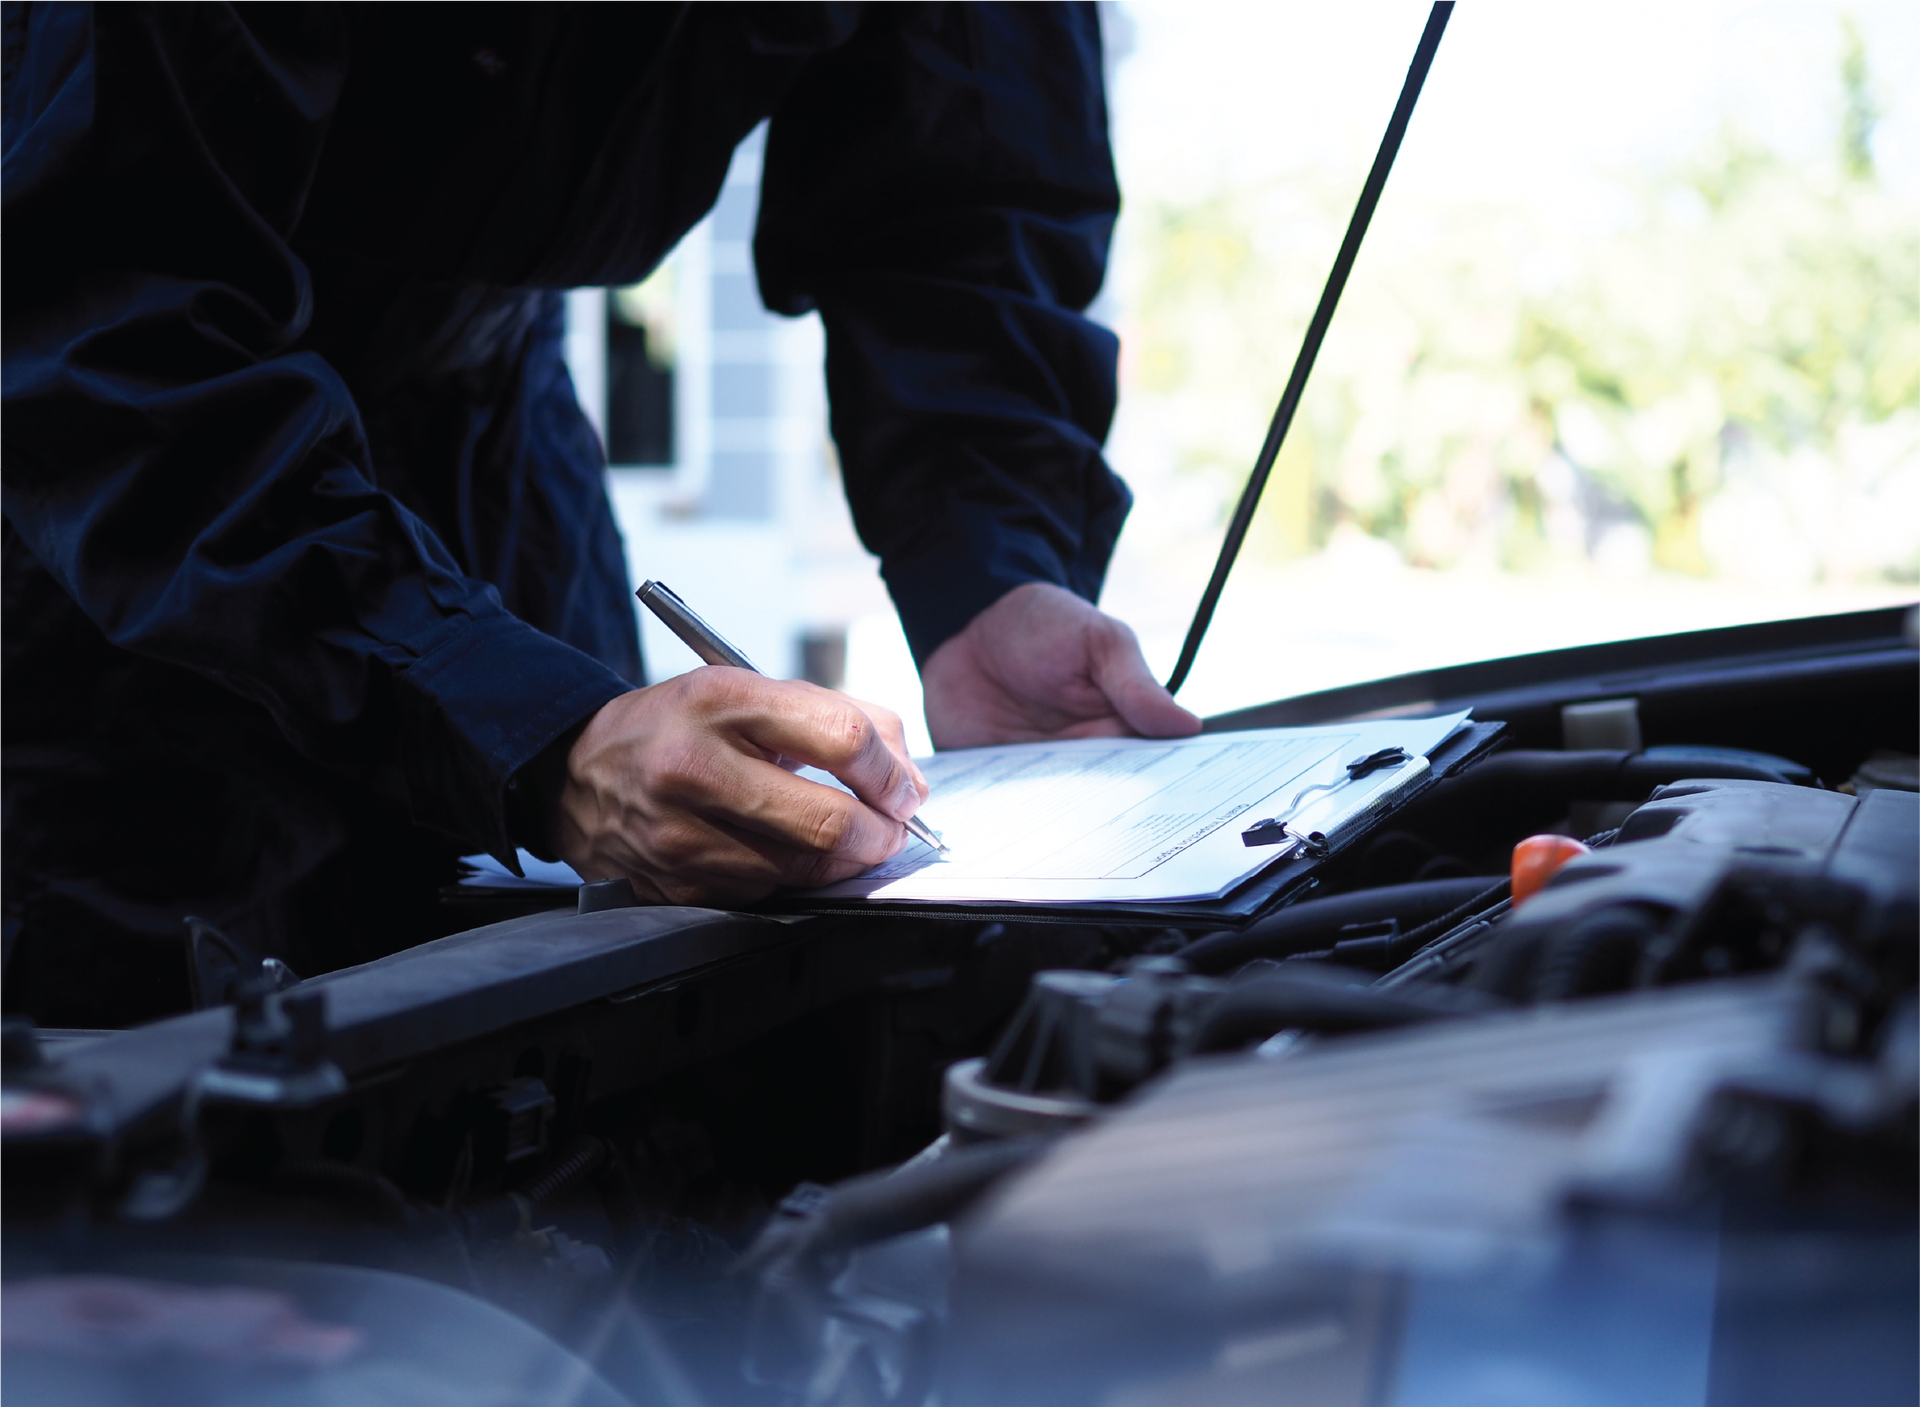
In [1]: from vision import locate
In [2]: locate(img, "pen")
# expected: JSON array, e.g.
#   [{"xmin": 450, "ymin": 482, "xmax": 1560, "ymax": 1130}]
[{"xmin": 637, "ymin": 580, "xmax": 949, "ymax": 855}]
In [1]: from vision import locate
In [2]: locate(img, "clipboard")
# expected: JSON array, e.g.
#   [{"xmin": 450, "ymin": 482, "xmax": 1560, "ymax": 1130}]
[{"xmin": 762, "ymin": 719, "xmax": 1506, "ymax": 929}]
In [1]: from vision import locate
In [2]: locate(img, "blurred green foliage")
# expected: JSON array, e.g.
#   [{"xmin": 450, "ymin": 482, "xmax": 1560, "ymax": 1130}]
[{"xmin": 1125, "ymin": 24, "xmax": 1920, "ymax": 587}]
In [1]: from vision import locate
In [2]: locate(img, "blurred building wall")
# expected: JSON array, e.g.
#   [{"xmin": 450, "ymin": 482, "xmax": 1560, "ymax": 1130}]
[{"xmin": 563, "ymin": 126, "xmax": 890, "ymax": 689}]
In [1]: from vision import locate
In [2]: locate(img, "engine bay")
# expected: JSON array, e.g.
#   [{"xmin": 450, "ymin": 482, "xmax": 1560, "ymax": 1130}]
[{"xmin": 4, "ymin": 607, "xmax": 1915, "ymax": 1407}]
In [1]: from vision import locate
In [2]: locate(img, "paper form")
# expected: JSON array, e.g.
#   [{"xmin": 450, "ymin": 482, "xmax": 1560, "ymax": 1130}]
[{"xmin": 800, "ymin": 711, "xmax": 1472, "ymax": 905}]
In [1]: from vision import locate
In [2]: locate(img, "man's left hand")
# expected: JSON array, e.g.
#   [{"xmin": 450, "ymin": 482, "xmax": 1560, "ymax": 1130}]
[{"xmin": 920, "ymin": 582, "xmax": 1202, "ymax": 749}]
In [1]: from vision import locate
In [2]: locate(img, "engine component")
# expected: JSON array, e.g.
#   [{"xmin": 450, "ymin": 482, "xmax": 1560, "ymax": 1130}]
[
  {"xmin": 1643, "ymin": 744, "xmax": 1814, "ymax": 786},
  {"xmin": 950, "ymin": 949, "xmax": 1506, "ymax": 1128},
  {"xmin": 1510, "ymin": 833, "xmax": 1591, "ymax": 906},
  {"xmin": 743, "ymin": 1136, "xmax": 1049, "ymax": 1403},
  {"xmin": 1448, "ymin": 747, "xmax": 1809, "ymax": 798},
  {"xmin": 183, "ymin": 916, "xmax": 301, "ymax": 1011},
  {"xmin": 943, "ymin": 972, "xmax": 1120, "ymax": 1141},
  {"xmin": 746, "ymin": 1137, "xmax": 1048, "ymax": 1290},
  {"xmin": 1847, "ymin": 749, "xmax": 1918, "ymax": 796},
  {"xmin": 1182, "ymin": 963, "xmax": 1496, "ymax": 1054},
  {"xmin": 1562, "ymin": 696, "xmax": 1644, "ymax": 752},
  {"xmin": 1177, "ymin": 877, "xmax": 1495, "ymax": 974},
  {"xmin": 1468, "ymin": 781, "xmax": 1914, "ymax": 1005},
  {"xmin": 939, "ymin": 971, "xmax": 1915, "ymax": 1407},
  {"xmin": 919, "ymin": 780, "xmax": 1918, "ymax": 1405},
  {"xmin": 576, "ymin": 878, "xmax": 641, "ymax": 913},
  {"xmin": 479, "ymin": 1077, "xmax": 557, "ymax": 1169}
]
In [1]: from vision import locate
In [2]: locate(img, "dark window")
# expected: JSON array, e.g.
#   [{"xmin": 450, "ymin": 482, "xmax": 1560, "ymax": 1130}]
[{"xmin": 606, "ymin": 285, "xmax": 674, "ymax": 465}]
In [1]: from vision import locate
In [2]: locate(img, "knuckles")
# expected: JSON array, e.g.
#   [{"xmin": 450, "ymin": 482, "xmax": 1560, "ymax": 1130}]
[
  {"xmin": 647, "ymin": 740, "xmax": 721, "ymax": 803},
  {"xmin": 673, "ymin": 664, "xmax": 765, "ymax": 720},
  {"xmin": 839, "ymin": 714, "xmax": 877, "ymax": 767},
  {"xmin": 1092, "ymin": 613, "xmax": 1138, "ymax": 658},
  {"xmin": 798, "ymin": 798, "xmax": 859, "ymax": 855}
]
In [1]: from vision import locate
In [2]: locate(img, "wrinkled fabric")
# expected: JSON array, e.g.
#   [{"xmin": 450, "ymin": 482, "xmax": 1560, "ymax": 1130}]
[{"xmin": 1, "ymin": 2, "xmax": 1125, "ymax": 1024}]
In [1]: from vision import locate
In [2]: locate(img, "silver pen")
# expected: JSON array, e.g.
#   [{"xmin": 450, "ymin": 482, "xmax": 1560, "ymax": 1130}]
[{"xmin": 637, "ymin": 580, "xmax": 949, "ymax": 855}]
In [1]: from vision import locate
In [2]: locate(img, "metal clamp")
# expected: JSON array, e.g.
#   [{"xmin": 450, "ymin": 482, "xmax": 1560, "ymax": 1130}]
[{"xmin": 1241, "ymin": 747, "xmax": 1413, "ymax": 852}]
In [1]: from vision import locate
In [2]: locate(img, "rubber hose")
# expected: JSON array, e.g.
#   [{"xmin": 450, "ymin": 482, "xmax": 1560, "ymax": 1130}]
[
  {"xmin": 1391, "ymin": 880, "xmax": 1511, "ymax": 956},
  {"xmin": 1180, "ymin": 878, "xmax": 1494, "ymax": 975},
  {"xmin": 811, "ymin": 1135, "xmax": 1046, "ymax": 1255},
  {"xmin": 522, "ymin": 1135, "xmax": 609, "ymax": 1205},
  {"xmin": 1444, "ymin": 750, "xmax": 1792, "ymax": 799},
  {"xmin": 1531, "ymin": 907, "xmax": 1662, "ymax": 1001},
  {"xmin": 743, "ymin": 1135, "xmax": 1049, "ymax": 1278},
  {"xmin": 273, "ymin": 1159, "xmax": 413, "ymax": 1226},
  {"xmin": 1184, "ymin": 967, "xmax": 1495, "ymax": 1054}
]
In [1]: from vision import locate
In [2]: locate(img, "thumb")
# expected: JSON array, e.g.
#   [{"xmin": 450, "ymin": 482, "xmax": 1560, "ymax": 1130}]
[{"xmin": 1091, "ymin": 620, "xmax": 1203, "ymax": 739}]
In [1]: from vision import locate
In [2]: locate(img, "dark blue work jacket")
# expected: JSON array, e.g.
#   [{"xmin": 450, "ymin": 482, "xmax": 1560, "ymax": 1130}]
[{"xmin": 0, "ymin": 3, "xmax": 1127, "ymax": 1023}]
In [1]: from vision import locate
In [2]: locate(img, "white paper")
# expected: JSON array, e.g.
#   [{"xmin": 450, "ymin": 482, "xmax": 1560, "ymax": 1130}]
[
  {"xmin": 801, "ymin": 711, "xmax": 1472, "ymax": 905},
  {"xmin": 456, "ymin": 850, "xmax": 585, "ymax": 890}
]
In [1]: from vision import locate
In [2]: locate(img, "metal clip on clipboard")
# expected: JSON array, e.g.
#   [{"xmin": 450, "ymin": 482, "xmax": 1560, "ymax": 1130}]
[{"xmin": 1240, "ymin": 746, "xmax": 1414, "ymax": 856}]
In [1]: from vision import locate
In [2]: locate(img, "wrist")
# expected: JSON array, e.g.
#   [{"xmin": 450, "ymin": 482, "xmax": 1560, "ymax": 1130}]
[{"xmin": 504, "ymin": 716, "xmax": 591, "ymax": 862}]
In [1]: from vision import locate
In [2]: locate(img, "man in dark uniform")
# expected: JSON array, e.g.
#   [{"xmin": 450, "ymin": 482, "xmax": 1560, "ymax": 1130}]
[{"xmin": 1, "ymin": 3, "xmax": 1198, "ymax": 1027}]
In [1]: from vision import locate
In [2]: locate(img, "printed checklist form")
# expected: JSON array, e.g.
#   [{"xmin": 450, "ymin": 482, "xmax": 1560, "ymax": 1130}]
[{"xmin": 799, "ymin": 712, "xmax": 1472, "ymax": 906}]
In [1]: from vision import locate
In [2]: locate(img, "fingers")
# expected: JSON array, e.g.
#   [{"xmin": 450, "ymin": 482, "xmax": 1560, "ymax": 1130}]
[
  {"xmin": 1090, "ymin": 618, "xmax": 1203, "ymax": 739},
  {"xmin": 603, "ymin": 797, "xmax": 901, "ymax": 904},
  {"xmin": 921, "ymin": 582, "xmax": 1204, "ymax": 747},
  {"xmin": 842, "ymin": 694, "xmax": 929, "ymax": 796},
  {"xmin": 688, "ymin": 743, "xmax": 908, "ymax": 862},
  {"xmin": 554, "ymin": 675, "xmax": 926, "ymax": 911},
  {"xmin": 586, "ymin": 829, "xmax": 891, "ymax": 909},
  {"xmin": 710, "ymin": 673, "xmax": 927, "ymax": 821}
]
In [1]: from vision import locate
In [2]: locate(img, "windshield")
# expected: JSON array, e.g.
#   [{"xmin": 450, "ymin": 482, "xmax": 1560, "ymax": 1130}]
[{"xmin": 1097, "ymin": 0, "xmax": 1919, "ymax": 719}]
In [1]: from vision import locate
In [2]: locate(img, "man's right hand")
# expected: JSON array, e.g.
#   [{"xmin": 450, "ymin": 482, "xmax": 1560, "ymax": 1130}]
[{"xmin": 552, "ymin": 669, "xmax": 930, "ymax": 907}]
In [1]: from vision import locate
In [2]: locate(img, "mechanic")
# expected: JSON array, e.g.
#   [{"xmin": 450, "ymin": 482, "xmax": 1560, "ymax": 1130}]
[{"xmin": 1, "ymin": 4, "xmax": 1200, "ymax": 1027}]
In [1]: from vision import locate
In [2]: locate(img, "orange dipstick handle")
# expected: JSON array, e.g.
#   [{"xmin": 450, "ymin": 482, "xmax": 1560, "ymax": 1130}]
[{"xmin": 1511, "ymin": 834, "xmax": 1591, "ymax": 907}]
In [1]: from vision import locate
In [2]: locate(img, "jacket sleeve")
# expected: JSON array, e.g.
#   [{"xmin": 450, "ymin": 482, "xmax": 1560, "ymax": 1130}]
[
  {"xmin": 0, "ymin": 4, "xmax": 630, "ymax": 864},
  {"xmin": 754, "ymin": 1, "xmax": 1130, "ymax": 667}
]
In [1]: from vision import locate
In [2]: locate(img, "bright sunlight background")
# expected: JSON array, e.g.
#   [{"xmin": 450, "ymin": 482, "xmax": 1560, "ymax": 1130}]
[{"xmin": 1092, "ymin": 0, "xmax": 1920, "ymax": 719}]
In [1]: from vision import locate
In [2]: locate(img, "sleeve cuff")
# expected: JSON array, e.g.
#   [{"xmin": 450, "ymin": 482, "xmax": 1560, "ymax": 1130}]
[{"xmin": 391, "ymin": 612, "xmax": 633, "ymax": 868}]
